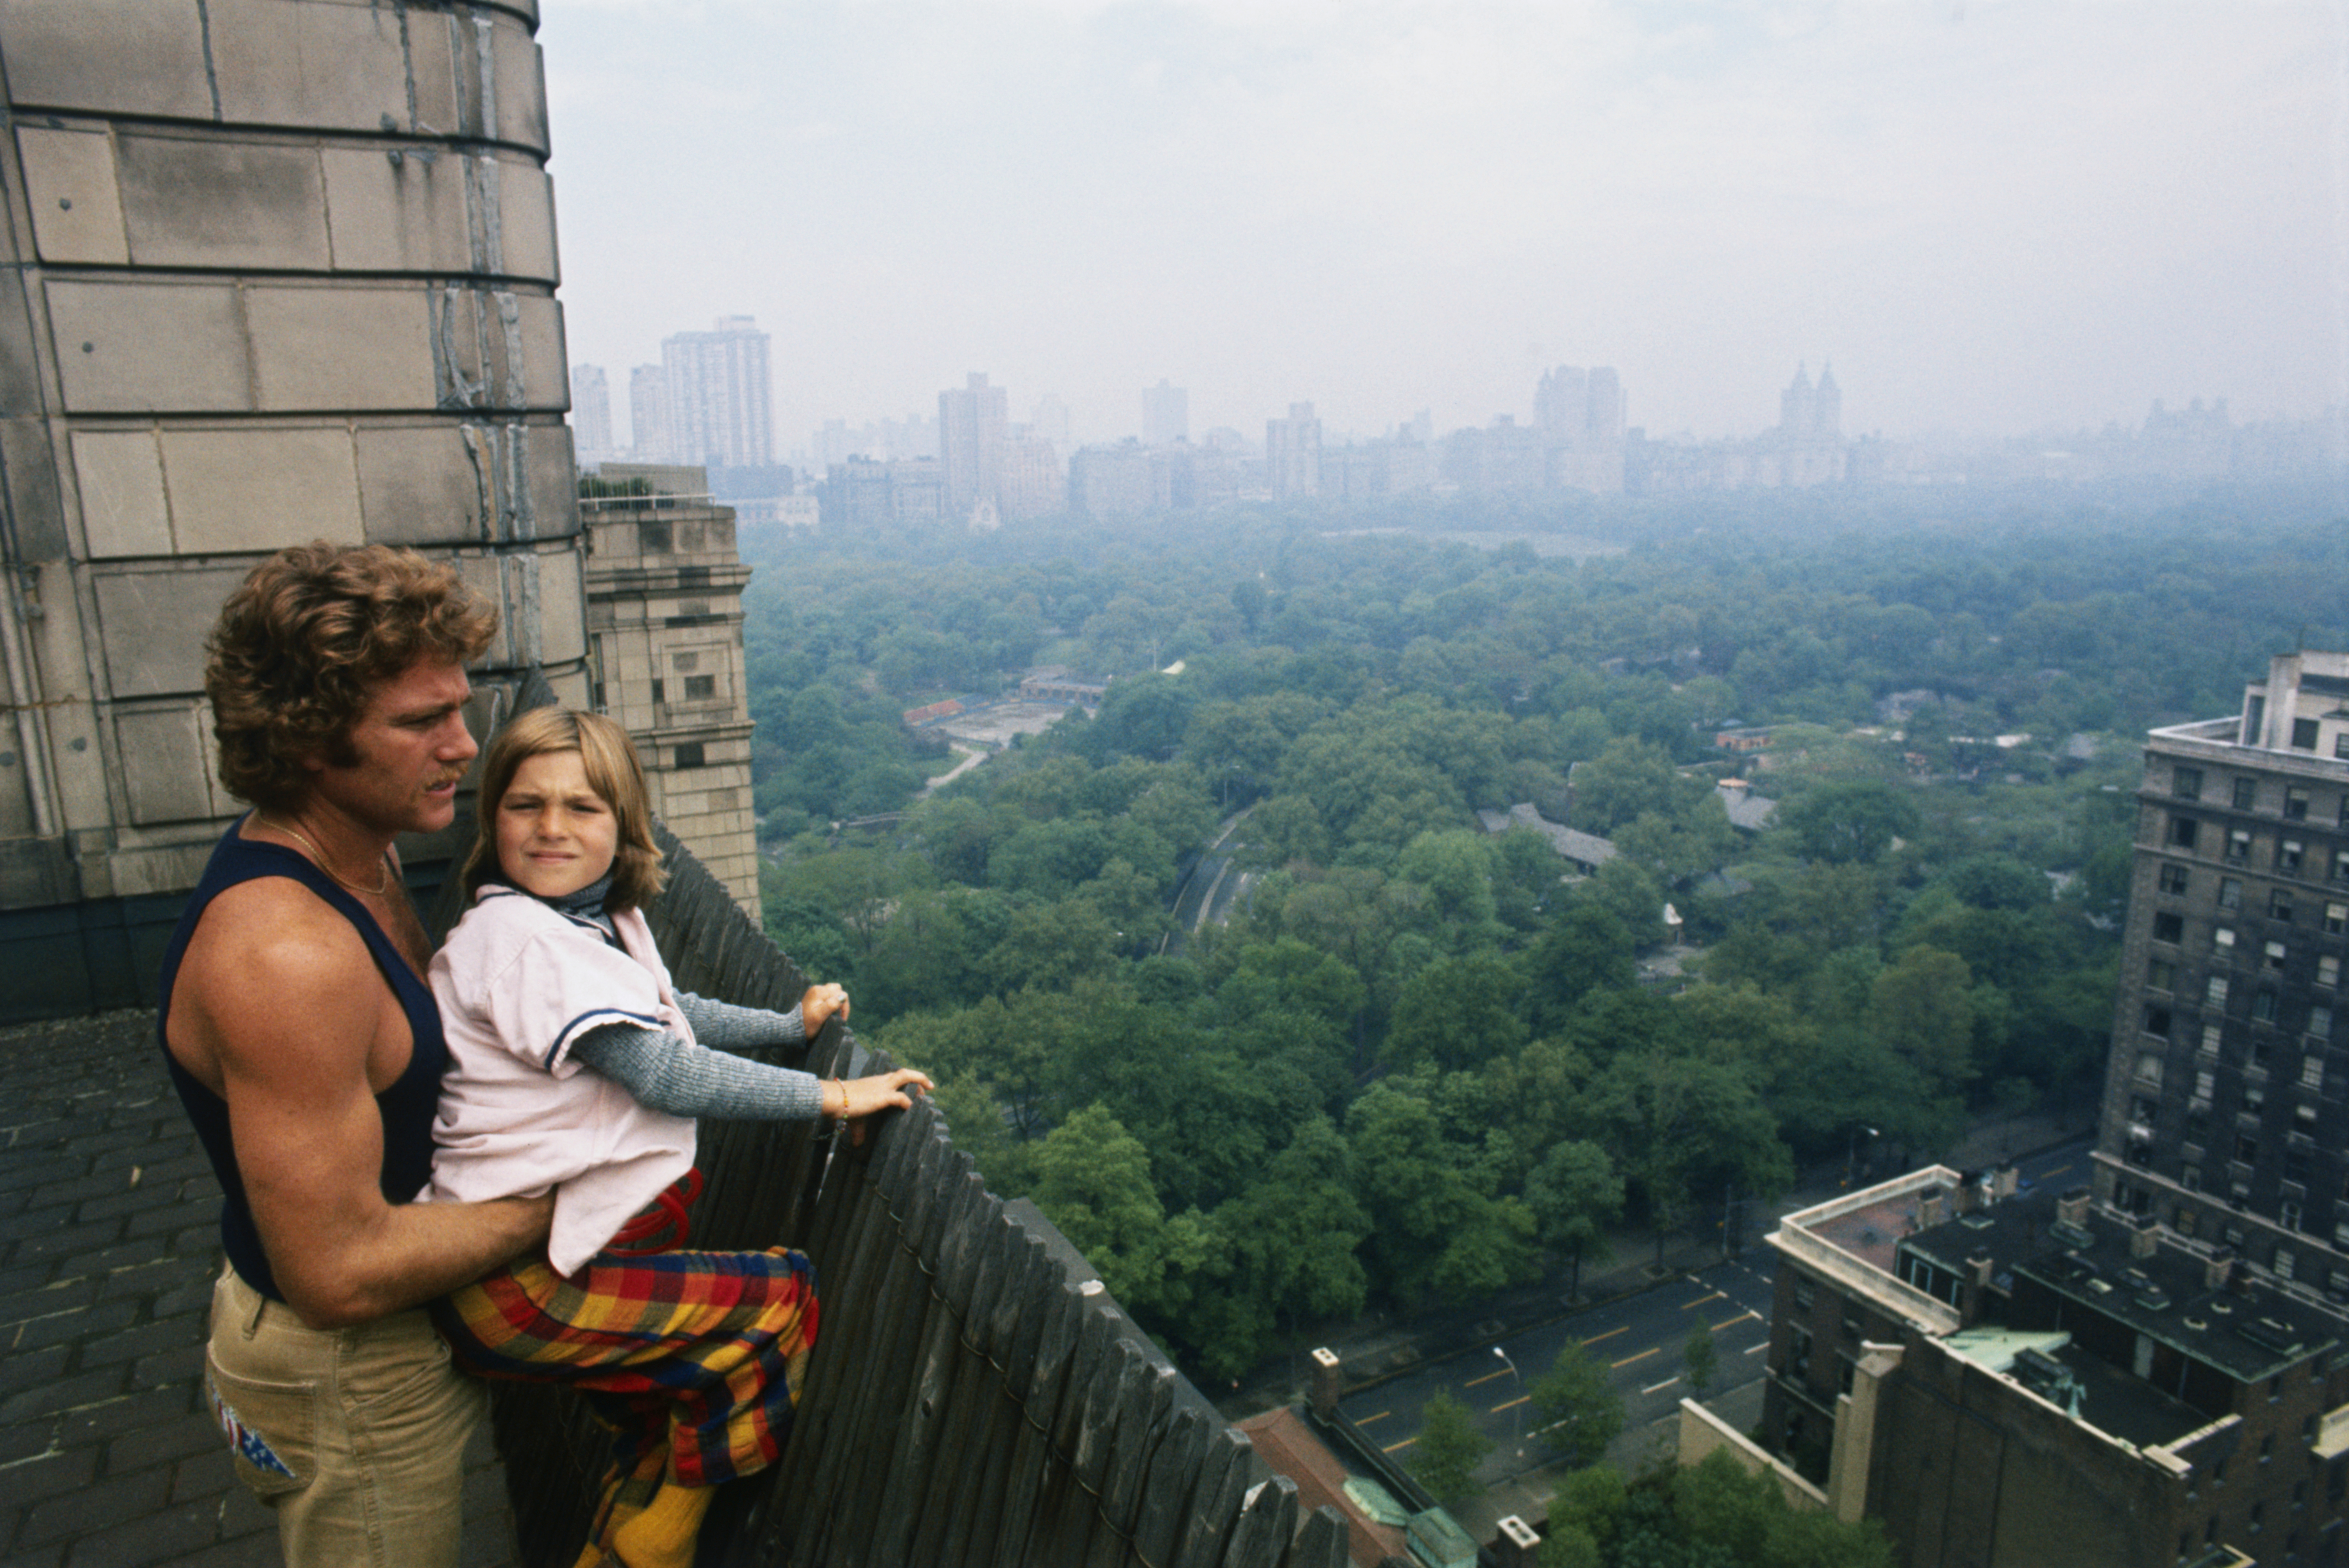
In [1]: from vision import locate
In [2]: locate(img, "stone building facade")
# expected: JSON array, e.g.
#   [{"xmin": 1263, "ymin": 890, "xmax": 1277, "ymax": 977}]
[
  {"xmin": 0, "ymin": 0, "xmax": 589, "ymax": 1019},
  {"xmin": 582, "ymin": 489, "xmax": 759, "ymax": 920}
]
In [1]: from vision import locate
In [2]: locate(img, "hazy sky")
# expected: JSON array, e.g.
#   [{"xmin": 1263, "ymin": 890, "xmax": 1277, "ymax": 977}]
[{"xmin": 539, "ymin": 1, "xmax": 2342, "ymax": 453}]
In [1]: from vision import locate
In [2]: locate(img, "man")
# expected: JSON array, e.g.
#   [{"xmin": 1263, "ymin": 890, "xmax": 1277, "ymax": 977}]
[{"xmin": 159, "ymin": 542, "xmax": 553, "ymax": 1566}]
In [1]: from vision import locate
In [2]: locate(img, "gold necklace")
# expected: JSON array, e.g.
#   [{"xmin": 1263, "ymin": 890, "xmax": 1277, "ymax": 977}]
[{"xmin": 256, "ymin": 815, "xmax": 393, "ymax": 898}]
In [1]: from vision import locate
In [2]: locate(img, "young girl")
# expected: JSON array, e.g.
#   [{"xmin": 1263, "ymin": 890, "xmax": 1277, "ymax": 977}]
[{"xmin": 423, "ymin": 707, "xmax": 928, "ymax": 1568}]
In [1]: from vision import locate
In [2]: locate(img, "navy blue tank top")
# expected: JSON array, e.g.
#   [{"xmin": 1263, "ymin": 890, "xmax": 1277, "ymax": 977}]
[{"xmin": 158, "ymin": 821, "xmax": 448, "ymax": 1303}]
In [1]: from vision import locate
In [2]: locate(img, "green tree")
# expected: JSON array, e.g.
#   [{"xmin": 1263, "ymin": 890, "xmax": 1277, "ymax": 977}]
[
  {"xmin": 1029, "ymin": 1105, "xmax": 1212, "ymax": 1315},
  {"xmin": 1407, "ymin": 1391, "xmax": 1493, "ymax": 1505},
  {"xmin": 1682, "ymin": 1321, "xmax": 1718, "ymax": 1397},
  {"xmin": 1780, "ymin": 779, "xmax": 1920, "ymax": 866},
  {"xmin": 1528, "ymin": 1342, "xmax": 1624, "ymax": 1468},
  {"xmin": 1524, "ymin": 1140, "xmax": 1622, "ymax": 1302}
]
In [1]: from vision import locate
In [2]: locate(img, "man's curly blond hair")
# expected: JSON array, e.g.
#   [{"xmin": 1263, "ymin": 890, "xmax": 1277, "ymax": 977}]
[{"xmin": 205, "ymin": 542, "xmax": 498, "ymax": 811}]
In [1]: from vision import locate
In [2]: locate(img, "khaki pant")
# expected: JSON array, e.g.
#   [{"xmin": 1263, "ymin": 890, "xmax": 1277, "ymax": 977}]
[{"xmin": 204, "ymin": 1268, "xmax": 485, "ymax": 1568}]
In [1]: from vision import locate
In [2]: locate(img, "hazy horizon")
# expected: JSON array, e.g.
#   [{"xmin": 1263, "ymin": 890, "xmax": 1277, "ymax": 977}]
[{"xmin": 539, "ymin": 1, "xmax": 2342, "ymax": 454}]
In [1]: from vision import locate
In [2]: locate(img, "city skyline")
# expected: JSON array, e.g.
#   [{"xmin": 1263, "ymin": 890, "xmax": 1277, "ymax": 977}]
[{"xmin": 537, "ymin": 2, "xmax": 2338, "ymax": 451}]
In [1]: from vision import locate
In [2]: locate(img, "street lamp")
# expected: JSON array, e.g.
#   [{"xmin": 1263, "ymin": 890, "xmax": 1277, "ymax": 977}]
[{"xmin": 1493, "ymin": 1346, "xmax": 1524, "ymax": 1457}]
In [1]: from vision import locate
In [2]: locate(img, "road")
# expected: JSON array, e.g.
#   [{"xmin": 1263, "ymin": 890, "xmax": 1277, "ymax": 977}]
[
  {"xmin": 1160, "ymin": 807, "xmax": 1257, "ymax": 955},
  {"xmin": 1339, "ymin": 1133, "xmax": 2096, "ymax": 1489}
]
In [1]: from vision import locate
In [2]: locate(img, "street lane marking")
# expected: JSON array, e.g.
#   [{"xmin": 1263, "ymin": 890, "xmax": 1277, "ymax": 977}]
[
  {"xmin": 1612, "ymin": 1346, "xmax": 1661, "ymax": 1370},
  {"xmin": 1383, "ymin": 1436, "xmax": 1417, "ymax": 1453},
  {"xmin": 1465, "ymin": 1368, "xmax": 1510, "ymax": 1389},
  {"xmin": 2041, "ymin": 1163, "xmax": 2071, "ymax": 1180},
  {"xmin": 1743, "ymin": 1341, "xmax": 1770, "ymax": 1355},
  {"xmin": 1641, "ymin": 1375, "xmax": 1681, "ymax": 1395},
  {"xmin": 1581, "ymin": 1326, "xmax": 1629, "ymax": 1348},
  {"xmin": 1682, "ymin": 1290, "xmax": 1727, "ymax": 1309},
  {"xmin": 1357, "ymin": 1410, "xmax": 1390, "ymax": 1424},
  {"xmin": 1712, "ymin": 1311, "xmax": 1760, "ymax": 1331},
  {"xmin": 1491, "ymin": 1395, "xmax": 1530, "ymax": 1413}
]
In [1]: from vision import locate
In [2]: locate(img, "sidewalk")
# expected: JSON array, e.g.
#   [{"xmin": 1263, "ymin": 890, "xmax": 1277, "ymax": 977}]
[{"xmin": 0, "ymin": 1009, "xmax": 517, "ymax": 1568}]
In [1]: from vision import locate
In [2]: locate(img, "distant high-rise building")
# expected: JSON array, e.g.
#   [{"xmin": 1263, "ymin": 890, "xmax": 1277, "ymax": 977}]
[
  {"xmin": 1142, "ymin": 379, "xmax": 1188, "ymax": 447},
  {"xmin": 1266, "ymin": 402, "xmax": 1321, "ymax": 499},
  {"xmin": 1030, "ymin": 393, "xmax": 1072, "ymax": 459},
  {"xmin": 631, "ymin": 363, "xmax": 670, "ymax": 462},
  {"xmin": 661, "ymin": 316, "xmax": 773, "ymax": 470},
  {"xmin": 571, "ymin": 364, "xmax": 614, "ymax": 463},
  {"xmin": 939, "ymin": 373, "xmax": 1009, "ymax": 522},
  {"xmin": 1069, "ymin": 441, "xmax": 1167, "ymax": 520},
  {"xmin": 1534, "ymin": 364, "xmax": 1627, "ymax": 493},
  {"xmin": 998, "ymin": 434, "xmax": 1067, "ymax": 521}
]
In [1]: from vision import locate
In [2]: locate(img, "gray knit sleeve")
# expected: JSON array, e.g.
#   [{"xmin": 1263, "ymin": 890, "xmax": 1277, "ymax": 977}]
[
  {"xmin": 570, "ymin": 1021, "xmax": 824, "ymax": 1120},
  {"xmin": 675, "ymin": 990, "xmax": 808, "ymax": 1049}
]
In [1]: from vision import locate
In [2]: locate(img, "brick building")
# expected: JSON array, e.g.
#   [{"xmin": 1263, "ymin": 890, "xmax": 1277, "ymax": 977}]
[
  {"xmin": 1762, "ymin": 1169, "xmax": 2344, "ymax": 1566},
  {"xmin": 2097, "ymin": 652, "xmax": 2349, "ymax": 1298}
]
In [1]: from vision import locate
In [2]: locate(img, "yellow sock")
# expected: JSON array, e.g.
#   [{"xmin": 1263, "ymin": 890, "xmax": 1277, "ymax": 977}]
[{"xmin": 611, "ymin": 1482, "xmax": 714, "ymax": 1568}]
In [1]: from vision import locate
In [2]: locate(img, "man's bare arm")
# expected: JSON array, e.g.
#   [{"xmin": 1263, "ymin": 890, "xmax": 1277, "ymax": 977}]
[{"xmin": 177, "ymin": 879, "xmax": 550, "ymax": 1328}]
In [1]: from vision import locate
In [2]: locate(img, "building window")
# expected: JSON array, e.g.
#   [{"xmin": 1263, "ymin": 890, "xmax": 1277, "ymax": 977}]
[
  {"xmin": 2202, "ymin": 1023, "xmax": 2224, "ymax": 1056},
  {"xmin": 2287, "ymin": 787, "xmax": 2312, "ymax": 822},
  {"xmin": 2310, "ymin": 1005, "xmax": 2334, "ymax": 1039},
  {"xmin": 2136, "ymin": 1053, "xmax": 2166, "ymax": 1087},
  {"xmin": 2171, "ymin": 816, "xmax": 2202, "ymax": 850},
  {"xmin": 2239, "ymin": 1132, "xmax": 2261, "ymax": 1163},
  {"xmin": 2303, "ymin": 1056, "xmax": 2327, "ymax": 1090},
  {"xmin": 2182, "ymin": 1164, "xmax": 2203, "ymax": 1192},
  {"xmin": 2148, "ymin": 959, "xmax": 2177, "ymax": 992},
  {"xmin": 2328, "ymin": 902, "xmax": 2348, "ymax": 936},
  {"xmin": 683, "ymin": 674, "xmax": 717, "ymax": 702},
  {"xmin": 650, "ymin": 677, "xmax": 665, "ymax": 705},
  {"xmin": 2294, "ymin": 717, "xmax": 2321, "ymax": 751},
  {"xmin": 1790, "ymin": 1328, "xmax": 1812, "ymax": 1377},
  {"xmin": 2208, "ymin": 976, "xmax": 2230, "ymax": 1007},
  {"xmin": 2161, "ymin": 864, "xmax": 2191, "ymax": 896},
  {"xmin": 2284, "ymin": 1204, "xmax": 2306, "ymax": 1235},
  {"xmin": 2176, "ymin": 766, "xmax": 2204, "ymax": 799},
  {"xmin": 2216, "ymin": 926, "xmax": 2239, "ymax": 952},
  {"xmin": 2287, "ymin": 1145, "xmax": 2315, "ymax": 1183},
  {"xmin": 2321, "ymin": 956, "xmax": 2342, "ymax": 990},
  {"xmin": 2222, "ymin": 877, "xmax": 2245, "ymax": 909},
  {"xmin": 2282, "ymin": 840, "xmax": 2308, "ymax": 874},
  {"xmin": 1842, "ymin": 1310, "xmax": 1861, "ymax": 1339},
  {"xmin": 2276, "ymin": 1249, "xmax": 2297, "ymax": 1282},
  {"xmin": 2335, "ymin": 847, "xmax": 2349, "ymax": 883},
  {"xmin": 2269, "ymin": 941, "xmax": 2291, "ymax": 972},
  {"xmin": 675, "ymin": 741, "xmax": 707, "ymax": 769},
  {"xmin": 2196, "ymin": 1067, "xmax": 2218, "ymax": 1101},
  {"xmin": 2154, "ymin": 911, "xmax": 2185, "ymax": 943},
  {"xmin": 1793, "ymin": 1282, "xmax": 1814, "ymax": 1310},
  {"xmin": 2274, "ymin": 889, "xmax": 2298, "ymax": 921},
  {"xmin": 2147, "ymin": 1004, "xmax": 2175, "ymax": 1037},
  {"xmin": 2228, "ymin": 828, "xmax": 2254, "ymax": 864},
  {"xmin": 2236, "ymin": 777, "xmax": 2261, "ymax": 810},
  {"xmin": 2253, "ymin": 1037, "xmax": 2273, "ymax": 1069}
]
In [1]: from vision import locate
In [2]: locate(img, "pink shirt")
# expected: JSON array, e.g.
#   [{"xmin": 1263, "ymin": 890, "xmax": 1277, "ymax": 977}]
[{"xmin": 423, "ymin": 886, "xmax": 697, "ymax": 1276}]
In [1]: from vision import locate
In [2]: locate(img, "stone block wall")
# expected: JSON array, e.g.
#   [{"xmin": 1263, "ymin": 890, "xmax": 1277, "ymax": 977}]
[{"xmin": 0, "ymin": 0, "xmax": 588, "ymax": 1018}]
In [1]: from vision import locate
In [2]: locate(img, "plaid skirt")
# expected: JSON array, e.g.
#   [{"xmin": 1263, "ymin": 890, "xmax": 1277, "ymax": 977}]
[{"xmin": 432, "ymin": 1246, "xmax": 819, "ymax": 1496}]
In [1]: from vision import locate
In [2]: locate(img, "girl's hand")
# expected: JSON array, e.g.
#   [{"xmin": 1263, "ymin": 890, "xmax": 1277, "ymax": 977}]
[
  {"xmin": 800, "ymin": 983, "xmax": 850, "ymax": 1035},
  {"xmin": 829, "ymin": 1067, "xmax": 934, "ymax": 1146}
]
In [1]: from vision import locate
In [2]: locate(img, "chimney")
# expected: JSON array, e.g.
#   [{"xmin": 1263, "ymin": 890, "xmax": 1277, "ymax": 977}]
[
  {"xmin": 2205, "ymin": 1247, "xmax": 2236, "ymax": 1292},
  {"xmin": 2130, "ymin": 1215, "xmax": 2160, "ymax": 1260},
  {"xmin": 1954, "ymin": 1173, "xmax": 1983, "ymax": 1215},
  {"xmin": 1960, "ymin": 1246, "xmax": 1997, "ymax": 1324},
  {"xmin": 1494, "ymin": 1517, "xmax": 1542, "ymax": 1567},
  {"xmin": 1919, "ymin": 1186, "xmax": 1949, "ymax": 1229},
  {"xmin": 1991, "ymin": 1164, "xmax": 2020, "ymax": 1201},
  {"xmin": 2057, "ymin": 1186, "xmax": 2091, "ymax": 1229},
  {"xmin": 1308, "ymin": 1347, "xmax": 1343, "ymax": 1419}
]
